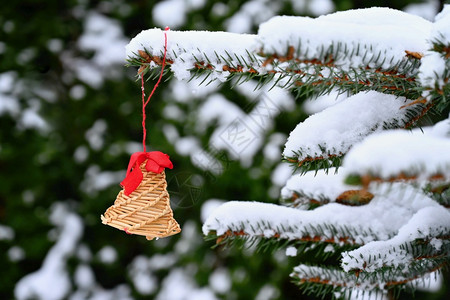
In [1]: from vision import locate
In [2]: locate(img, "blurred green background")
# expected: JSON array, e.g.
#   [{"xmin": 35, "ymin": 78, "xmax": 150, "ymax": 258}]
[{"xmin": 0, "ymin": 0, "xmax": 448, "ymax": 299}]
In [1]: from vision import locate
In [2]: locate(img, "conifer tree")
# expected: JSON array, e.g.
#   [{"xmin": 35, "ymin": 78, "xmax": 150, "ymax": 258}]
[{"xmin": 128, "ymin": 6, "xmax": 450, "ymax": 299}]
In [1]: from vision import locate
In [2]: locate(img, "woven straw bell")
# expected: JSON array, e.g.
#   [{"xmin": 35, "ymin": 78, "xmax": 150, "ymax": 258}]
[{"xmin": 101, "ymin": 157, "xmax": 180, "ymax": 240}]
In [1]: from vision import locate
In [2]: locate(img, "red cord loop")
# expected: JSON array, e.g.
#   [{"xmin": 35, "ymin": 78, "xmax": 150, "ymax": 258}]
[{"xmin": 141, "ymin": 27, "xmax": 169, "ymax": 152}]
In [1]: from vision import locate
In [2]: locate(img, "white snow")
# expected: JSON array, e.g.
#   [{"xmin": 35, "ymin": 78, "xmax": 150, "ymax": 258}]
[
  {"xmin": 0, "ymin": 72, "xmax": 20, "ymax": 116},
  {"xmin": 263, "ymin": 133, "xmax": 287, "ymax": 163},
  {"xmin": 283, "ymin": 91, "xmax": 411, "ymax": 160},
  {"xmin": 281, "ymin": 167, "xmax": 353, "ymax": 203},
  {"xmin": 47, "ymin": 38, "xmax": 63, "ymax": 53},
  {"xmin": 0, "ymin": 71, "xmax": 16, "ymax": 91},
  {"xmin": 419, "ymin": 51, "xmax": 446, "ymax": 91},
  {"xmin": 433, "ymin": 5, "xmax": 450, "ymax": 45},
  {"xmin": 302, "ymin": 90, "xmax": 348, "ymax": 115},
  {"xmin": 97, "ymin": 246, "xmax": 118, "ymax": 264},
  {"xmin": 152, "ymin": 0, "xmax": 187, "ymax": 29},
  {"xmin": 203, "ymin": 184, "xmax": 440, "ymax": 245},
  {"xmin": 175, "ymin": 221, "xmax": 202, "ymax": 255},
  {"xmin": 341, "ymin": 205, "xmax": 450, "ymax": 272},
  {"xmin": 225, "ymin": 0, "xmax": 279, "ymax": 34},
  {"xmin": 127, "ymin": 7, "xmax": 434, "ymax": 83},
  {"xmin": 85, "ymin": 119, "xmax": 108, "ymax": 151},
  {"xmin": 170, "ymin": 75, "xmax": 220, "ymax": 103},
  {"xmin": 0, "ymin": 94, "xmax": 20, "ymax": 116},
  {"xmin": 342, "ymin": 129, "xmax": 450, "ymax": 180},
  {"xmin": 126, "ymin": 28, "xmax": 259, "ymax": 81},
  {"xmin": 8, "ymin": 246, "xmax": 25, "ymax": 262},
  {"xmin": 175, "ymin": 136, "xmax": 201, "ymax": 156},
  {"xmin": 76, "ymin": 244, "xmax": 92, "ymax": 262},
  {"xmin": 418, "ymin": 4, "xmax": 450, "ymax": 94},
  {"xmin": 152, "ymin": 0, "xmax": 205, "ymax": 29},
  {"xmin": 78, "ymin": 12, "xmax": 127, "ymax": 66},
  {"xmin": 74, "ymin": 146, "xmax": 89, "ymax": 163},
  {"xmin": 163, "ymin": 104, "xmax": 185, "ymax": 120},
  {"xmin": 15, "ymin": 204, "xmax": 84, "ymax": 300},
  {"xmin": 414, "ymin": 117, "xmax": 450, "ymax": 137},
  {"xmin": 255, "ymin": 284, "xmax": 280, "ymax": 300},
  {"xmin": 270, "ymin": 163, "xmax": 293, "ymax": 187},
  {"xmin": 0, "ymin": 224, "xmax": 14, "ymax": 240},
  {"xmin": 197, "ymin": 94, "xmax": 245, "ymax": 131},
  {"xmin": 19, "ymin": 108, "xmax": 48, "ymax": 131},
  {"xmin": 156, "ymin": 268, "xmax": 218, "ymax": 300},
  {"xmin": 308, "ymin": 0, "xmax": 335, "ymax": 16},
  {"xmin": 258, "ymin": 8, "xmax": 431, "ymax": 70},
  {"xmin": 209, "ymin": 268, "xmax": 231, "ymax": 294},
  {"xmin": 411, "ymin": 271, "xmax": 443, "ymax": 292},
  {"xmin": 80, "ymin": 165, "xmax": 125, "ymax": 196},
  {"xmin": 285, "ymin": 246, "xmax": 297, "ymax": 257},
  {"xmin": 404, "ymin": 0, "xmax": 440, "ymax": 21},
  {"xmin": 74, "ymin": 264, "xmax": 95, "ymax": 289},
  {"xmin": 128, "ymin": 256, "xmax": 158, "ymax": 295},
  {"xmin": 201, "ymin": 199, "xmax": 226, "ymax": 223},
  {"xmin": 61, "ymin": 11, "xmax": 128, "ymax": 88},
  {"xmin": 205, "ymin": 82, "xmax": 293, "ymax": 167},
  {"xmin": 148, "ymin": 253, "xmax": 177, "ymax": 271},
  {"xmin": 69, "ymin": 85, "xmax": 86, "ymax": 100}
]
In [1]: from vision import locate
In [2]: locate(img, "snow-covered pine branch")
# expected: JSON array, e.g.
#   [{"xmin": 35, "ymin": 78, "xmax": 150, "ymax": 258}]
[
  {"xmin": 419, "ymin": 6, "xmax": 450, "ymax": 112},
  {"xmin": 126, "ymin": 8, "xmax": 439, "ymax": 104},
  {"xmin": 342, "ymin": 130, "xmax": 450, "ymax": 187},
  {"xmin": 281, "ymin": 167, "xmax": 373, "ymax": 208},
  {"xmin": 291, "ymin": 262, "xmax": 443, "ymax": 298},
  {"xmin": 282, "ymin": 91, "xmax": 426, "ymax": 172},
  {"xmin": 202, "ymin": 184, "xmax": 441, "ymax": 249},
  {"xmin": 126, "ymin": 29, "xmax": 260, "ymax": 82},
  {"xmin": 341, "ymin": 206, "xmax": 450, "ymax": 273},
  {"xmin": 257, "ymin": 8, "xmax": 428, "ymax": 98}
]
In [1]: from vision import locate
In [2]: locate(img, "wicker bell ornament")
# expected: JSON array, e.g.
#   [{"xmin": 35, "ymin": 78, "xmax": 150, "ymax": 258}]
[{"xmin": 101, "ymin": 151, "xmax": 181, "ymax": 240}]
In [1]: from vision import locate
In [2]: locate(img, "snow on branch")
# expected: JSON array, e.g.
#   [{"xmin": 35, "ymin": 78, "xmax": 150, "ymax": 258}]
[
  {"xmin": 342, "ymin": 130, "xmax": 450, "ymax": 187},
  {"xmin": 283, "ymin": 91, "xmax": 424, "ymax": 172},
  {"xmin": 419, "ymin": 5, "xmax": 450, "ymax": 112},
  {"xmin": 281, "ymin": 168, "xmax": 373, "ymax": 208},
  {"xmin": 291, "ymin": 262, "xmax": 444, "ymax": 297},
  {"xmin": 202, "ymin": 184, "xmax": 439, "ymax": 249},
  {"xmin": 125, "ymin": 8, "xmax": 439, "ymax": 102},
  {"xmin": 341, "ymin": 206, "xmax": 450, "ymax": 273},
  {"xmin": 258, "ymin": 8, "xmax": 431, "ymax": 71},
  {"xmin": 126, "ymin": 29, "xmax": 260, "ymax": 81}
]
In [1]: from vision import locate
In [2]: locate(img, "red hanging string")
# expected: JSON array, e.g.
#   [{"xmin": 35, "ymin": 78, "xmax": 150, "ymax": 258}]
[{"xmin": 141, "ymin": 26, "xmax": 170, "ymax": 152}]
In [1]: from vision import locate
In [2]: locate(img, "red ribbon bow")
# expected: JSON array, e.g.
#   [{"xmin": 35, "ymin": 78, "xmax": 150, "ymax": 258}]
[{"xmin": 120, "ymin": 151, "xmax": 173, "ymax": 196}]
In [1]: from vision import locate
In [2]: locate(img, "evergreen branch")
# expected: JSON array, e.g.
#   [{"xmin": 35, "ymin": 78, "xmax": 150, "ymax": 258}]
[
  {"xmin": 291, "ymin": 260, "xmax": 447, "ymax": 299},
  {"xmin": 341, "ymin": 206, "xmax": 450, "ymax": 276},
  {"xmin": 284, "ymin": 101, "xmax": 428, "ymax": 173},
  {"xmin": 281, "ymin": 191, "xmax": 332, "ymax": 209},
  {"xmin": 204, "ymin": 212, "xmax": 388, "ymax": 253},
  {"xmin": 281, "ymin": 189, "xmax": 373, "ymax": 209},
  {"xmin": 354, "ymin": 173, "xmax": 449, "ymax": 189},
  {"xmin": 344, "ymin": 238, "xmax": 450, "ymax": 274},
  {"xmin": 259, "ymin": 41, "xmax": 424, "ymax": 99},
  {"xmin": 204, "ymin": 231, "xmax": 357, "ymax": 258},
  {"xmin": 284, "ymin": 152, "xmax": 343, "ymax": 175},
  {"xmin": 127, "ymin": 45, "xmax": 264, "ymax": 84},
  {"xmin": 342, "ymin": 129, "xmax": 450, "ymax": 189},
  {"xmin": 209, "ymin": 228, "xmax": 359, "ymax": 248},
  {"xmin": 402, "ymin": 101, "xmax": 434, "ymax": 129},
  {"xmin": 418, "ymin": 33, "xmax": 450, "ymax": 112},
  {"xmin": 129, "ymin": 48, "xmax": 423, "ymax": 101},
  {"xmin": 423, "ymin": 182, "xmax": 450, "ymax": 208}
]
